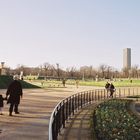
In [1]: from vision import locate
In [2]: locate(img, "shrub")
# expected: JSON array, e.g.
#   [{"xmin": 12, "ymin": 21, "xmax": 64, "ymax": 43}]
[{"xmin": 92, "ymin": 99, "xmax": 140, "ymax": 140}]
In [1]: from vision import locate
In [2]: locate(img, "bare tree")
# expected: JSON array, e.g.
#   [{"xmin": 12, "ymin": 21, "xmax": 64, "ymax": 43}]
[
  {"xmin": 79, "ymin": 66, "xmax": 97, "ymax": 80},
  {"xmin": 9, "ymin": 62, "xmax": 140, "ymax": 80},
  {"xmin": 98, "ymin": 64, "xmax": 107, "ymax": 78},
  {"xmin": 131, "ymin": 65, "xmax": 139, "ymax": 78},
  {"xmin": 66, "ymin": 67, "xmax": 77, "ymax": 79},
  {"xmin": 43, "ymin": 62, "xmax": 51, "ymax": 76},
  {"xmin": 122, "ymin": 67, "xmax": 129, "ymax": 78}
]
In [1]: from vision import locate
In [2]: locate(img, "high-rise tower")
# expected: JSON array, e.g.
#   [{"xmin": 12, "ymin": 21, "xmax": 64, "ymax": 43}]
[{"xmin": 123, "ymin": 48, "xmax": 131, "ymax": 69}]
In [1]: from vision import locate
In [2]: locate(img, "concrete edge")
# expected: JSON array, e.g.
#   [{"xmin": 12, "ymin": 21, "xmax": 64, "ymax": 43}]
[{"xmin": 129, "ymin": 101, "xmax": 140, "ymax": 118}]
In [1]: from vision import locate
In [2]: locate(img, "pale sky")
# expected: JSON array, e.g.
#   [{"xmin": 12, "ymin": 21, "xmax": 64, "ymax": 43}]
[{"xmin": 0, "ymin": 0, "xmax": 140, "ymax": 70}]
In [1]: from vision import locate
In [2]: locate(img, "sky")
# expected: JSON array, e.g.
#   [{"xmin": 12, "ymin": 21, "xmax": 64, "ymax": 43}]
[{"xmin": 0, "ymin": 0, "xmax": 140, "ymax": 70}]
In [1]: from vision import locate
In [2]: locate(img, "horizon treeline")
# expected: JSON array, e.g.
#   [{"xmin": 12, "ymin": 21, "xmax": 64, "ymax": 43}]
[{"xmin": 5, "ymin": 63, "xmax": 140, "ymax": 79}]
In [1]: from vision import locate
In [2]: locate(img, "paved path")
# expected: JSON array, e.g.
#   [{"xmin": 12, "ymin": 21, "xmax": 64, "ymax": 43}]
[
  {"xmin": 58, "ymin": 103, "xmax": 99, "ymax": 140},
  {"xmin": 58, "ymin": 100, "xmax": 140, "ymax": 140},
  {"xmin": 0, "ymin": 85, "xmax": 96, "ymax": 140},
  {"xmin": 1, "ymin": 86, "xmax": 139, "ymax": 140}
]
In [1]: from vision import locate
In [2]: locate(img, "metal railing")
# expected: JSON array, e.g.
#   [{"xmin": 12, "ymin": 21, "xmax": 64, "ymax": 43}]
[{"xmin": 49, "ymin": 87, "xmax": 140, "ymax": 140}]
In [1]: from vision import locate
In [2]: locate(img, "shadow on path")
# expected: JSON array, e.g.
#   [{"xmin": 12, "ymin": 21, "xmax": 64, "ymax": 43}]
[{"xmin": 58, "ymin": 103, "xmax": 99, "ymax": 140}]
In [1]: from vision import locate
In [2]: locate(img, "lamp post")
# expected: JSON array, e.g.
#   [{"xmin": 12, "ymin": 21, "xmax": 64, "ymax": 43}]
[
  {"xmin": 1, "ymin": 62, "xmax": 5, "ymax": 68},
  {"xmin": 56, "ymin": 63, "xmax": 60, "ymax": 80},
  {"xmin": 1, "ymin": 62, "xmax": 5, "ymax": 75}
]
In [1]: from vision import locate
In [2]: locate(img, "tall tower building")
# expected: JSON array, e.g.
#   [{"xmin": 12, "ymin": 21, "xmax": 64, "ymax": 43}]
[{"xmin": 123, "ymin": 48, "xmax": 131, "ymax": 69}]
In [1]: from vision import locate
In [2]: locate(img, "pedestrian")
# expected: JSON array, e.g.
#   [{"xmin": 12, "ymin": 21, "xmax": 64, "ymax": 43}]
[
  {"xmin": 41, "ymin": 81, "xmax": 44, "ymax": 87},
  {"xmin": 105, "ymin": 81, "xmax": 110, "ymax": 93},
  {"xmin": 6, "ymin": 75, "xmax": 23, "ymax": 116},
  {"xmin": 109, "ymin": 83, "xmax": 115, "ymax": 98},
  {"xmin": 75, "ymin": 80, "xmax": 79, "ymax": 88},
  {"xmin": 0, "ymin": 94, "xmax": 5, "ymax": 115},
  {"xmin": 62, "ymin": 78, "xmax": 66, "ymax": 87}
]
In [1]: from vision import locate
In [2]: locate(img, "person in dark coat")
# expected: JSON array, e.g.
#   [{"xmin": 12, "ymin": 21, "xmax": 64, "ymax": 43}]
[
  {"xmin": 0, "ymin": 94, "xmax": 5, "ymax": 115},
  {"xmin": 109, "ymin": 83, "xmax": 115, "ymax": 98},
  {"xmin": 6, "ymin": 75, "xmax": 23, "ymax": 116},
  {"xmin": 62, "ymin": 78, "xmax": 66, "ymax": 87},
  {"xmin": 75, "ymin": 80, "xmax": 79, "ymax": 88},
  {"xmin": 105, "ymin": 81, "xmax": 110, "ymax": 94}
]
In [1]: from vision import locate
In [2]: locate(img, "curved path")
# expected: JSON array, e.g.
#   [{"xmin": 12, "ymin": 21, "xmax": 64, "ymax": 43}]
[
  {"xmin": 58, "ymin": 103, "xmax": 99, "ymax": 140},
  {"xmin": 1, "ymin": 86, "xmax": 139, "ymax": 140},
  {"xmin": 0, "ymin": 86, "xmax": 95, "ymax": 140},
  {"xmin": 59, "ymin": 100, "xmax": 140, "ymax": 140}
]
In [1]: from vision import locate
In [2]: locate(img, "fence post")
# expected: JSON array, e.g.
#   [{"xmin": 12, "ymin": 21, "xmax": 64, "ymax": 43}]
[
  {"xmin": 62, "ymin": 101, "xmax": 65, "ymax": 128},
  {"xmin": 72, "ymin": 96, "xmax": 74, "ymax": 115},
  {"xmin": 119, "ymin": 88, "xmax": 121, "ymax": 98},
  {"xmin": 104, "ymin": 89, "xmax": 105, "ymax": 100},
  {"xmin": 89, "ymin": 91, "xmax": 91, "ymax": 104},
  {"xmin": 92, "ymin": 91, "xmax": 94, "ymax": 102},
  {"xmin": 124, "ymin": 88, "xmax": 125, "ymax": 98},
  {"xmin": 66, "ymin": 99, "xmax": 68, "ymax": 121},
  {"xmin": 75, "ymin": 94, "xmax": 77, "ymax": 111},
  {"xmin": 95, "ymin": 90, "xmax": 97, "ymax": 101},
  {"xmin": 84, "ymin": 92, "xmax": 86, "ymax": 105},
  {"xmin": 136, "ymin": 88, "xmax": 139, "ymax": 101},
  {"xmin": 81, "ymin": 93, "xmax": 83, "ymax": 108},
  {"xmin": 101, "ymin": 90, "xmax": 102, "ymax": 100},
  {"xmin": 133, "ymin": 88, "xmax": 134, "ymax": 96},
  {"xmin": 128, "ymin": 88, "xmax": 130, "ymax": 96},
  {"xmin": 78, "ymin": 93, "xmax": 80, "ymax": 110},
  {"xmin": 52, "ymin": 113, "xmax": 57, "ymax": 140},
  {"xmin": 98, "ymin": 90, "xmax": 99, "ymax": 101},
  {"xmin": 114, "ymin": 90, "xmax": 116, "ymax": 98},
  {"xmin": 69, "ymin": 97, "xmax": 71, "ymax": 118}
]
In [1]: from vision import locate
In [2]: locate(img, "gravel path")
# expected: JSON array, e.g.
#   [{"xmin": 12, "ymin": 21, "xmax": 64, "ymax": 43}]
[
  {"xmin": 58, "ymin": 103, "xmax": 99, "ymax": 140},
  {"xmin": 0, "ymin": 86, "xmax": 95, "ymax": 140}
]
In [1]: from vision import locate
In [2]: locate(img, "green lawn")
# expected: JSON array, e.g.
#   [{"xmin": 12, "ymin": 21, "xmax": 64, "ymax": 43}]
[
  {"xmin": 79, "ymin": 79, "xmax": 140, "ymax": 87},
  {"xmin": 0, "ymin": 75, "xmax": 40, "ymax": 89},
  {"xmin": 24, "ymin": 78, "xmax": 140, "ymax": 88}
]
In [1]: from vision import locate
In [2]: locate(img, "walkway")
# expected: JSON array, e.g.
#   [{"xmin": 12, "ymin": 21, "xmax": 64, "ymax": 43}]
[
  {"xmin": 58, "ymin": 103, "xmax": 99, "ymax": 140},
  {"xmin": 0, "ymin": 86, "xmax": 95, "ymax": 140},
  {"xmin": 1, "ymin": 86, "xmax": 139, "ymax": 140},
  {"xmin": 58, "ymin": 100, "xmax": 140, "ymax": 140}
]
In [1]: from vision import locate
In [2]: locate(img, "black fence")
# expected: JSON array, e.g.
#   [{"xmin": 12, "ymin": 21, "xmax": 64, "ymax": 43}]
[{"xmin": 49, "ymin": 87, "xmax": 140, "ymax": 140}]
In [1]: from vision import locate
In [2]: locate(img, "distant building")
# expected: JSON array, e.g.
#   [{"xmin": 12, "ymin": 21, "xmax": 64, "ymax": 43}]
[{"xmin": 123, "ymin": 48, "xmax": 131, "ymax": 69}]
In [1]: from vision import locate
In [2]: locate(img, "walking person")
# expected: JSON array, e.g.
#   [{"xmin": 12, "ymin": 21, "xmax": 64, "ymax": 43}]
[
  {"xmin": 6, "ymin": 75, "xmax": 23, "ymax": 116},
  {"xmin": 62, "ymin": 78, "xmax": 66, "ymax": 87},
  {"xmin": 109, "ymin": 83, "xmax": 115, "ymax": 98},
  {"xmin": 75, "ymin": 80, "xmax": 79, "ymax": 88},
  {"xmin": 105, "ymin": 81, "xmax": 110, "ymax": 94}
]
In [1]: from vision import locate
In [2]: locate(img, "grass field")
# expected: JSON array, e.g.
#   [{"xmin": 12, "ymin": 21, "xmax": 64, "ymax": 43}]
[
  {"xmin": 0, "ymin": 76, "xmax": 140, "ymax": 88},
  {"xmin": 0, "ymin": 75, "xmax": 40, "ymax": 89},
  {"xmin": 24, "ymin": 77, "xmax": 140, "ymax": 88}
]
